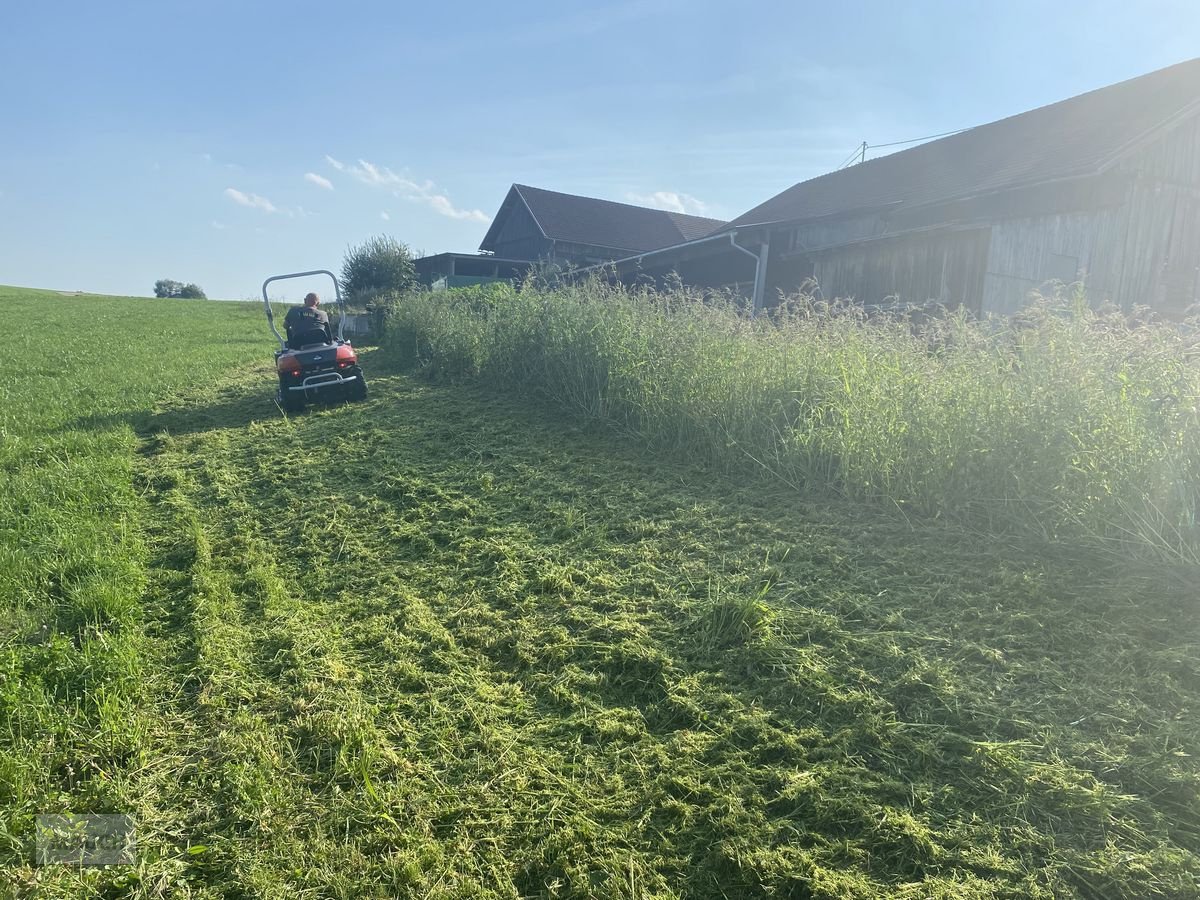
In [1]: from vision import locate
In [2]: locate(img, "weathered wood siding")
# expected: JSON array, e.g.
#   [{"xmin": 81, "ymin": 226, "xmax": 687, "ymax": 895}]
[
  {"xmin": 981, "ymin": 209, "xmax": 1127, "ymax": 314},
  {"xmin": 981, "ymin": 114, "xmax": 1200, "ymax": 315},
  {"xmin": 762, "ymin": 112, "xmax": 1200, "ymax": 316},
  {"xmin": 1116, "ymin": 115, "xmax": 1200, "ymax": 314},
  {"xmin": 485, "ymin": 202, "xmax": 635, "ymax": 267},
  {"xmin": 487, "ymin": 200, "xmax": 551, "ymax": 261},
  {"xmin": 784, "ymin": 213, "xmax": 891, "ymax": 254},
  {"xmin": 812, "ymin": 228, "xmax": 990, "ymax": 309},
  {"xmin": 1123, "ymin": 113, "xmax": 1200, "ymax": 184}
]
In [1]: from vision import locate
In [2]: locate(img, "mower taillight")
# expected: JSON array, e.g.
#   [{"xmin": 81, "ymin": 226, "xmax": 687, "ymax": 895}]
[
  {"xmin": 335, "ymin": 344, "xmax": 357, "ymax": 368},
  {"xmin": 278, "ymin": 358, "xmax": 302, "ymax": 377}
]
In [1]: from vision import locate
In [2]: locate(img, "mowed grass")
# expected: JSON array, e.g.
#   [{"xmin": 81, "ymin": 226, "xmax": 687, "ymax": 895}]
[{"xmin": 1, "ymin": 286, "xmax": 1198, "ymax": 897}]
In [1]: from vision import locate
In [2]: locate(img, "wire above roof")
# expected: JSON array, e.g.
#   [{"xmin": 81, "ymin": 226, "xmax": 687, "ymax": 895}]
[{"xmin": 729, "ymin": 57, "xmax": 1200, "ymax": 230}]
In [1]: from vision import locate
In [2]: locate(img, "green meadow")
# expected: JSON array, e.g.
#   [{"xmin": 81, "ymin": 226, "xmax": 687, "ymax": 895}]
[{"xmin": 1, "ymin": 284, "xmax": 1197, "ymax": 898}]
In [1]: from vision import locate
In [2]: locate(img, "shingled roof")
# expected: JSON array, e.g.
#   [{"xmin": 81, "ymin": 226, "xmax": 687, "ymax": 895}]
[
  {"xmin": 480, "ymin": 184, "xmax": 727, "ymax": 254},
  {"xmin": 729, "ymin": 57, "xmax": 1200, "ymax": 230}
]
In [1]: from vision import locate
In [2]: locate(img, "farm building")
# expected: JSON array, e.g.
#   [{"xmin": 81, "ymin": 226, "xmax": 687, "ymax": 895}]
[
  {"xmin": 414, "ymin": 186, "xmax": 728, "ymax": 289},
  {"xmin": 478, "ymin": 184, "xmax": 727, "ymax": 268},
  {"xmin": 413, "ymin": 253, "xmax": 532, "ymax": 290},
  {"xmin": 591, "ymin": 57, "xmax": 1200, "ymax": 317}
]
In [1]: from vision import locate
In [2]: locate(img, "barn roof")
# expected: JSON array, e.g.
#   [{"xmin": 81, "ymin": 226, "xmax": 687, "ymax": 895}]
[
  {"xmin": 480, "ymin": 184, "xmax": 727, "ymax": 254},
  {"xmin": 729, "ymin": 57, "xmax": 1200, "ymax": 230}
]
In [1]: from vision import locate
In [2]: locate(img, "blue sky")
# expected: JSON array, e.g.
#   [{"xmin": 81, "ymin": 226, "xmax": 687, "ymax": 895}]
[{"xmin": 2, "ymin": 0, "xmax": 1198, "ymax": 300}]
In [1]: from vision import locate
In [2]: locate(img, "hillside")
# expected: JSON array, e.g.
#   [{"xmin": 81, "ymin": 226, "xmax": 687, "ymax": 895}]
[{"xmin": 1, "ymin": 286, "xmax": 1197, "ymax": 898}]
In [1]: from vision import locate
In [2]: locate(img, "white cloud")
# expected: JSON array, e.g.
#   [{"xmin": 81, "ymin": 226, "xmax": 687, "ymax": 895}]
[
  {"xmin": 332, "ymin": 156, "xmax": 488, "ymax": 222},
  {"xmin": 380, "ymin": 211, "xmax": 390, "ymax": 221},
  {"xmin": 427, "ymin": 193, "xmax": 489, "ymax": 222},
  {"xmin": 211, "ymin": 220, "xmax": 226, "ymax": 230},
  {"xmin": 304, "ymin": 172, "xmax": 333, "ymax": 190},
  {"xmin": 345, "ymin": 158, "xmax": 402, "ymax": 188},
  {"xmin": 224, "ymin": 187, "xmax": 277, "ymax": 213},
  {"xmin": 625, "ymin": 190, "xmax": 710, "ymax": 216}
]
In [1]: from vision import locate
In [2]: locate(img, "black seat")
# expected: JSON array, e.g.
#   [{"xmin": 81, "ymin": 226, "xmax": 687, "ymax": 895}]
[{"xmin": 287, "ymin": 326, "xmax": 331, "ymax": 350}]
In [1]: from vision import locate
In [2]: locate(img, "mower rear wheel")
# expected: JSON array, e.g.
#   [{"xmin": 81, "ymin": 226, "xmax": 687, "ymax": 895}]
[
  {"xmin": 280, "ymin": 383, "xmax": 305, "ymax": 414},
  {"xmin": 348, "ymin": 373, "xmax": 368, "ymax": 402}
]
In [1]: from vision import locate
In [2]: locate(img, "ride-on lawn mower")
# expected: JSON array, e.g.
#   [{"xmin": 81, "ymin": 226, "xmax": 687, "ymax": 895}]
[{"xmin": 263, "ymin": 269, "xmax": 367, "ymax": 414}]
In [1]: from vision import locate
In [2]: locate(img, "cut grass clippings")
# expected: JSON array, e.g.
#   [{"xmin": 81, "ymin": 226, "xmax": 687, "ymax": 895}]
[{"xmin": 1, "ymin": 287, "xmax": 1197, "ymax": 898}]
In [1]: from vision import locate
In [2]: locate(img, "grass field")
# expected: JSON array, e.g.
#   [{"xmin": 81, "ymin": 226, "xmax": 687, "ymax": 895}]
[{"xmin": 1, "ymin": 285, "xmax": 1198, "ymax": 898}]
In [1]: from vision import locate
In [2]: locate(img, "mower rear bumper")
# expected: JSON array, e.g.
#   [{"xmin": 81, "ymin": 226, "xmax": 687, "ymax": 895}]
[{"xmin": 284, "ymin": 371, "xmax": 362, "ymax": 392}]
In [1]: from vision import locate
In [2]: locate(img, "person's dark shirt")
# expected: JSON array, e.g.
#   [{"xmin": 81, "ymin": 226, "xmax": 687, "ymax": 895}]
[{"xmin": 284, "ymin": 304, "xmax": 330, "ymax": 341}]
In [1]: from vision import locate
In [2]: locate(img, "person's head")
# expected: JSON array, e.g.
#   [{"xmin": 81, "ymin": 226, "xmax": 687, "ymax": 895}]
[{"xmin": 304, "ymin": 292, "xmax": 320, "ymax": 308}]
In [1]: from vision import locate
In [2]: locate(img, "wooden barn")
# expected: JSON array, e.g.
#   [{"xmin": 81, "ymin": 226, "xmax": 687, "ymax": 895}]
[
  {"xmin": 593, "ymin": 58, "xmax": 1200, "ymax": 317},
  {"xmin": 478, "ymin": 184, "xmax": 726, "ymax": 268}
]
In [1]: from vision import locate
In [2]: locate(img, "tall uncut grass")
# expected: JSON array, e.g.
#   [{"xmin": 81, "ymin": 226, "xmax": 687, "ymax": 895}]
[{"xmin": 387, "ymin": 280, "xmax": 1200, "ymax": 563}]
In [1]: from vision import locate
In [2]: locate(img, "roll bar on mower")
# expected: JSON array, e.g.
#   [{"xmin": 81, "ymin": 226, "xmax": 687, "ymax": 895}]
[{"xmin": 261, "ymin": 269, "xmax": 347, "ymax": 351}]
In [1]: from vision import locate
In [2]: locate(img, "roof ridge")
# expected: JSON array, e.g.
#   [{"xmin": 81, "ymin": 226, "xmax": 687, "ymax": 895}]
[
  {"xmin": 666, "ymin": 209, "xmax": 728, "ymax": 224},
  {"xmin": 513, "ymin": 184, "xmax": 726, "ymax": 225},
  {"xmin": 836, "ymin": 58, "xmax": 1200, "ymax": 179},
  {"xmin": 515, "ymin": 182, "xmax": 716, "ymax": 218},
  {"xmin": 510, "ymin": 184, "xmax": 548, "ymax": 239},
  {"xmin": 729, "ymin": 57, "xmax": 1200, "ymax": 229},
  {"xmin": 488, "ymin": 184, "xmax": 729, "ymax": 253}
]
